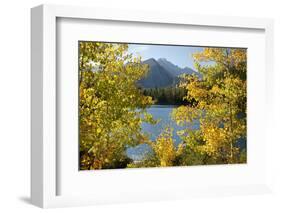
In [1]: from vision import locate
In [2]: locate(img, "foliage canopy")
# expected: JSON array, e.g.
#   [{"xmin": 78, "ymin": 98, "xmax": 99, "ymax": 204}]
[{"xmin": 79, "ymin": 42, "xmax": 154, "ymax": 169}]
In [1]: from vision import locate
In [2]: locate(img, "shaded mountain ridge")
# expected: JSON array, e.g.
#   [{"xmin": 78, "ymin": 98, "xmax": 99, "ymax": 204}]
[{"xmin": 138, "ymin": 58, "xmax": 200, "ymax": 88}]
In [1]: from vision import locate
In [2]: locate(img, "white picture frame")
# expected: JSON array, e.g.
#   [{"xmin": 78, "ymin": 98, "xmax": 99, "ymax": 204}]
[{"xmin": 31, "ymin": 4, "xmax": 274, "ymax": 208}]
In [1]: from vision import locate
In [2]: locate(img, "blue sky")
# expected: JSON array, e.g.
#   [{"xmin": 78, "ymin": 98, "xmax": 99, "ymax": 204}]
[{"xmin": 128, "ymin": 44, "xmax": 204, "ymax": 70}]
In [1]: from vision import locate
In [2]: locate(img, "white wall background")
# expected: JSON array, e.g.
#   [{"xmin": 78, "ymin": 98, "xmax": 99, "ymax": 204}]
[{"xmin": 0, "ymin": 0, "xmax": 280, "ymax": 212}]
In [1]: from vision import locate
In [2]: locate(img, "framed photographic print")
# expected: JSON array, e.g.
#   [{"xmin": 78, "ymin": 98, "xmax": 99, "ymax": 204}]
[{"xmin": 31, "ymin": 4, "xmax": 274, "ymax": 208}]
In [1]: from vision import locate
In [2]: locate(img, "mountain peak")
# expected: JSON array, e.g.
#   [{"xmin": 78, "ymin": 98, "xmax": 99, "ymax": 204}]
[
  {"xmin": 139, "ymin": 57, "xmax": 201, "ymax": 88},
  {"xmin": 158, "ymin": 58, "xmax": 168, "ymax": 62},
  {"xmin": 158, "ymin": 58, "xmax": 175, "ymax": 65},
  {"xmin": 144, "ymin": 58, "xmax": 157, "ymax": 64},
  {"xmin": 139, "ymin": 58, "xmax": 174, "ymax": 88}
]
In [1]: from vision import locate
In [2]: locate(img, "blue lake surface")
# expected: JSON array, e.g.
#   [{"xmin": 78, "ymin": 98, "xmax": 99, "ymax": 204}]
[{"xmin": 126, "ymin": 105, "xmax": 199, "ymax": 161}]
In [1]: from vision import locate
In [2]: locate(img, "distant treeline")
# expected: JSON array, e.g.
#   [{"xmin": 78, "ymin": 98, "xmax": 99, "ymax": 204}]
[{"xmin": 141, "ymin": 87, "xmax": 189, "ymax": 105}]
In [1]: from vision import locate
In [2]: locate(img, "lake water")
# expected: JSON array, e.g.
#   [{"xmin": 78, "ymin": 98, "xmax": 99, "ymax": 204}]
[{"xmin": 126, "ymin": 105, "xmax": 199, "ymax": 161}]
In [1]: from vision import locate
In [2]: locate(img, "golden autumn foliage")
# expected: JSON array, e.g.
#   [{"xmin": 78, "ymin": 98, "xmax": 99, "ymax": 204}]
[
  {"xmin": 149, "ymin": 128, "xmax": 183, "ymax": 167},
  {"xmin": 127, "ymin": 128, "xmax": 184, "ymax": 168},
  {"xmin": 152, "ymin": 128, "xmax": 176, "ymax": 167},
  {"xmin": 172, "ymin": 48, "xmax": 247, "ymax": 164},
  {"xmin": 79, "ymin": 42, "xmax": 155, "ymax": 170}
]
